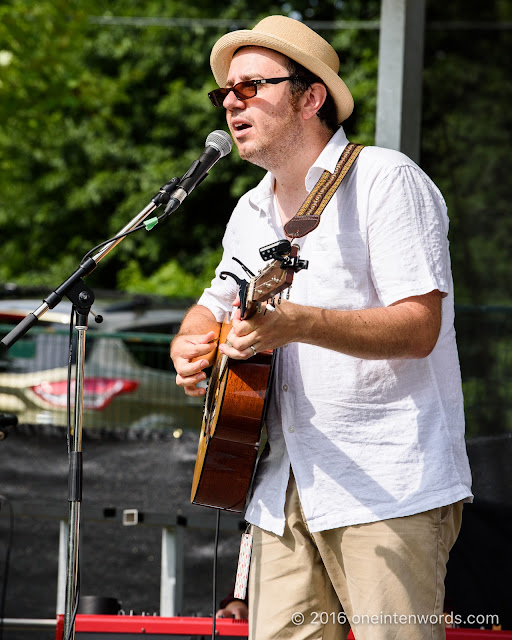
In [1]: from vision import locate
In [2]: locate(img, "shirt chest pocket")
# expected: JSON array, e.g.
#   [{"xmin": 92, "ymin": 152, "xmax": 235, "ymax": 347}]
[{"xmin": 296, "ymin": 232, "xmax": 369, "ymax": 309}]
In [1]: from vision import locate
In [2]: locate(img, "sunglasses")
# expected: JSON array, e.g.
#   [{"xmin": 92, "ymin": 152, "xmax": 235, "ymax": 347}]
[{"xmin": 208, "ymin": 77, "xmax": 294, "ymax": 108}]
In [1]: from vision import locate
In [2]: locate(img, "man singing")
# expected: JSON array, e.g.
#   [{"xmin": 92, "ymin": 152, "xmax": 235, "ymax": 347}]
[{"xmin": 171, "ymin": 15, "xmax": 472, "ymax": 640}]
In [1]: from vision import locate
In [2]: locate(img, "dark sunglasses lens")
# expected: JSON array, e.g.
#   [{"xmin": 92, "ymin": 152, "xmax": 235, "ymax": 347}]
[
  {"xmin": 233, "ymin": 81, "xmax": 257, "ymax": 100},
  {"xmin": 208, "ymin": 88, "xmax": 228, "ymax": 107},
  {"xmin": 208, "ymin": 81, "xmax": 257, "ymax": 107}
]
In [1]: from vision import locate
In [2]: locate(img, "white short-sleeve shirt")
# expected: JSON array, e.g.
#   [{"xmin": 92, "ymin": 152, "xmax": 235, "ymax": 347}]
[{"xmin": 198, "ymin": 127, "xmax": 473, "ymax": 536}]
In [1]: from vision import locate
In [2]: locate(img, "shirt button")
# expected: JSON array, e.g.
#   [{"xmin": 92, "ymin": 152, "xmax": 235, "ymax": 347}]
[
  {"xmin": 288, "ymin": 426, "xmax": 295, "ymax": 433},
  {"xmin": 283, "ymin": 384, "xmax": 288, "ymax": 392}
]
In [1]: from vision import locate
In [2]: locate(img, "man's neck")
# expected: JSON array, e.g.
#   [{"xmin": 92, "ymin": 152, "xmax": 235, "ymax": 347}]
[{"xmin": 273, "ymin": 127, "xmax": 332, "ymax": 226}]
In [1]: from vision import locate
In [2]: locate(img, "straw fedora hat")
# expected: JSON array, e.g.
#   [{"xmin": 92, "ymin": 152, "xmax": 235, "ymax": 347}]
[{"xmin": 210, "ymin": 15, "xmax": 354, "ymax": 123}]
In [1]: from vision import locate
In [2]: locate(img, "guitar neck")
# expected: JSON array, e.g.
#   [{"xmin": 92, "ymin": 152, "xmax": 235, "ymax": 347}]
[{"xmin": 241, "ymin": 245, "xmax": 299, "ymax": 319}]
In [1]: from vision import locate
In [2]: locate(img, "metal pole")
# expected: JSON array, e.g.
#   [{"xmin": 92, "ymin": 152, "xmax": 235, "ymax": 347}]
[
  {"xmin": 375, "ymin": 0, "xmax": 426, "ymax": 163},
  {"xmin": 57, "ymin": 520, "xmax": 68, "ymax": 615},
  {"xmin": 91, "ymin": 202, "xmax": 157, "ymax": 264},
  {"xmin": 63, "ymin": 319, "xmax": 87, "ymax": 640},
  {"xmin": 0, "ymin": 179, "xmax": 179, "ymax": 640},
  {"xmin": 160, "ymin": 526, "xmax": 184, "ymax": 616}
]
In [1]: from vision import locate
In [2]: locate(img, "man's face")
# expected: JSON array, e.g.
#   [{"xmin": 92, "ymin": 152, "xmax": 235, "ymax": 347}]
[{"xmin": 223, "ymin": 47, "xmax": 305, "ymax": 172}]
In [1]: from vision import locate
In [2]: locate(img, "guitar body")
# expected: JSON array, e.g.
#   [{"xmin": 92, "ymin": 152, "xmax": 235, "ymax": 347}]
[
  {"xmin": 191, "ymin": 321, "xmax": 274, "ymax": 511},
  {"xmin": 190, "ymin": 242, "xmax": 307, "ymax": 512}
]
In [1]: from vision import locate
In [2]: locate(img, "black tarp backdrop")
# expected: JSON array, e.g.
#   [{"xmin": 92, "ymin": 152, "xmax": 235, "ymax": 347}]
[
  {"xmin": 0, "ymin": 426, "xmax": 243, "ymax": 640},
  {"xmin": 445, "ymin": 434, "xmax": 512, "ymax": 630},
  {"xmin": 0, "ymin": 428, "xmax": 511, "ymax": 639}
]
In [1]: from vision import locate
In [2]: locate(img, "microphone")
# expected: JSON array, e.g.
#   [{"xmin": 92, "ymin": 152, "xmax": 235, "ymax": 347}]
[{"xmin": 164, "ymin": 130, "xmax": 232, "ymax": 215}]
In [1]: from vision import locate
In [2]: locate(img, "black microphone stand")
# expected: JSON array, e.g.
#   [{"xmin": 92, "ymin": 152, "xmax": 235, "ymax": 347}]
[{"xmin": 0, "ymin": 176, "xmax": 181, "ymax": 640}]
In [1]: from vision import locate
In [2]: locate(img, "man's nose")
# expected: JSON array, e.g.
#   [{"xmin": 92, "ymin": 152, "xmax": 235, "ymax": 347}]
[{"xmin": 223, "ymin": 89, "xmax": 246, "ymax": 110}]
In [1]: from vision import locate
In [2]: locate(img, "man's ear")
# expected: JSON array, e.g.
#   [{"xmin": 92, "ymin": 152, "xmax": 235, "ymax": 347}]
[{"xmin": 301, "ymin": 82, "xmax": 327, "ymax": 121}]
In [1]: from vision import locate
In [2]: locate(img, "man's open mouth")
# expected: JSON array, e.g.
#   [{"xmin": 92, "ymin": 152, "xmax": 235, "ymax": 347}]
[{"xmin": 233, "ymin": 122, "xmax": 251, "ymax": 132}]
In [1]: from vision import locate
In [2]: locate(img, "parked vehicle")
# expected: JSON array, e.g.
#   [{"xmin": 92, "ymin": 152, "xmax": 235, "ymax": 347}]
[{"xmin": 0, "ymin": 292, "xmax": 203, "ymax": 434}]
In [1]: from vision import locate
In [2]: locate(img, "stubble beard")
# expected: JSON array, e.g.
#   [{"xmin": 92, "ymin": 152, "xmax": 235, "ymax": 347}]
[{"xmin": 235, "ymin": 104, "xmax": 305, "ymax": 174}]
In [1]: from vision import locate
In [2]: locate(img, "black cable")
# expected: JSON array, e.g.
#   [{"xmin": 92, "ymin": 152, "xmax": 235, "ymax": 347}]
[
  {"xmin": 212, "ymin": 509, "xmax": 221, "ymax": 640},
  {"xmin": 78, "ymin": 176, "xmax": 182, "ymax": 272},
  {"xmin": 79, "ymin": 222, "xmax": 151, "ymax": 265},
  {"xmin": 79, "ymin": 204, "xmax": 172, "ymax": 266},
  {"xmin": 63, "ymin": 563, "xmax": 80, "ymax": 640},
  {"xmin": 0, "ymin": 495, "xmax": 14, "ymax": 640}
]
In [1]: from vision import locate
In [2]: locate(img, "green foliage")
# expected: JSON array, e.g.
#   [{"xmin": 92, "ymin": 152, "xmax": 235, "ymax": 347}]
[
  {"xmin": 117, "ymin": 245, "xmax": 223, "ymax": 298},
  {"xmin": 0, "ymin": 0, "xmax": 379, "ymax": 295},
  {"xmin": 1, "ymin": 0, "xmax": 511, "ymax": 437},
  {"xmin": 0, "ymin": 0, "xmax": 509, "ymax": 310},
  {"xmin": 422, "ymin": 0, "xmax": 512, "ymax": 305},
  {"xmin": 455, "ymin": 307, "xmax": 512, "ymax": 438}
]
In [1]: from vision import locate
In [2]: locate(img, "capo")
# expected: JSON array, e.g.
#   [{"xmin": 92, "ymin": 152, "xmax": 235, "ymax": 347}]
[
  {"xmin": 232, "ymin": 257, "xmax": 255, "ymax": 278},
  {"xmin": 220, "ymin": 270, "xmax": 249, "ymax": 317}
]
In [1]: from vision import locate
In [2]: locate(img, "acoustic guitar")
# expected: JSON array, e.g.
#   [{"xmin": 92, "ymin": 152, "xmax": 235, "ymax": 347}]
[{"xmin": 191, "ymin": 240, "xmax": 308, "ymax": 512}]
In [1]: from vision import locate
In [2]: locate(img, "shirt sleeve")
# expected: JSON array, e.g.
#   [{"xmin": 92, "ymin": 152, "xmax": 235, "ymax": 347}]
[{"xmin": 367, "ymin": 164, "xmax": 452, "ymax": 307}]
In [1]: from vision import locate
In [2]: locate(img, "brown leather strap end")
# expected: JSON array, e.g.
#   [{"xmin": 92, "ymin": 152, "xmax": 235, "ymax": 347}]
[{"xmin": 284, "ymin": 215, "xmax": 321, "ymax": 238}]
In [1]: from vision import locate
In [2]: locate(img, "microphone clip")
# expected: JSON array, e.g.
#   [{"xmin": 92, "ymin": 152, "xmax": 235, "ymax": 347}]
[{"xmin": 151, "ymin": 177, "xmax": 180, "ymax": 207}]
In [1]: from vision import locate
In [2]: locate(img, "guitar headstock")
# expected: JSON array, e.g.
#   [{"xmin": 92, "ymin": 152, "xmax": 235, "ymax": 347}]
[
  {"xmin": 220, "ymin": 241, "xmax": 308, "ymax": 320},
  {"xmin": 242, "ymin": 251, "xmax": 294, "ymax": 318}
]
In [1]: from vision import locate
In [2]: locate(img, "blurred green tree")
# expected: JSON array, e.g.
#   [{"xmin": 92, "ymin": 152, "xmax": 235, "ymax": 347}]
[
  {"xmin": 1, "ymin": 1, "xmax": 511, "ymax": 437},
  {"xmin": 0, "ymin": 0, "xmax": 379, "ymax": 295},
  {"xmin": 0, "ymin": 1, "xmax": 510, "ymax": 306},
  {"xmin": 422, "ymin": 0, "xmax": 512, "ymax": 305}
]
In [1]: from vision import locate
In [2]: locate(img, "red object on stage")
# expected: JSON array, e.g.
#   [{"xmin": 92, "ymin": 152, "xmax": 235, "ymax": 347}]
[
  {"xmin": 447, "ymin": 633, "xmax": 512, "ymax": 639},
  {"xmin": 55, "ymin": 614, "xmax": 248, "ymax": 637},
  {"xmin": 348, "ymin": 630, "xmax": 511, "ymax": 640},
  {"xmin": 55, "ymin": 615, "xmax": 510, "ymax": 639}
]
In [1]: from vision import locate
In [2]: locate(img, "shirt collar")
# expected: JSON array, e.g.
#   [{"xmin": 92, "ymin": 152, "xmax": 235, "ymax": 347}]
[
  {"xmin": 305, "ymin": 126, "xmax": 349, "ymax": 192},
  {"xmin": 248, "ymin": 125, "xmax": 349, "ymax": 210},
  {"xmin": 250, "ymin": 171, "xmax": 274, "ymax": 212}
]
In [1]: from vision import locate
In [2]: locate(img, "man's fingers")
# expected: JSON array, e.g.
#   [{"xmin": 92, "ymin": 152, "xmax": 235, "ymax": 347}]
[
  {"xmin": 218, "ymin": 339, "xmax": 253, "ymax": 360},
  {"xmin": 183, "ymin": 383, "xmax": 207, "ymax": 397},
  {"xmin": 176, "ymin": 370, "xmax": 208, "ymax": 394},
  {"xmin": 224, "ymin": 326, "xmax": 258, "ymax": 353},
  {"xmin": 176, "ymin": 362, "xmax": 208, "ymax": 382},
  {"xmin": 172, "ymin": 336, "xmax": 218, "ymax": 370},
  {"xmin": 198, "ymin": 330, "xmax": 219, "ymax": 344},
  {"xmin": 189, "ymin": 340, "xmax": 217, "ymax": 359}
]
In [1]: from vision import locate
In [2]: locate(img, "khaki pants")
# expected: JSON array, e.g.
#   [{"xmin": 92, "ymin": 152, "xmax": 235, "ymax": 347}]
[{"xmin": 248, "ymin": 474, "xmax": 463, "ymax": 640}]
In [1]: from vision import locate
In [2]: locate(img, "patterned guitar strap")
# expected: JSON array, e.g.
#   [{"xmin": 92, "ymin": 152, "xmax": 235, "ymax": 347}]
[{"xmin": 283, "ymin": 142, "xmax": 365, "ymax": 239}]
